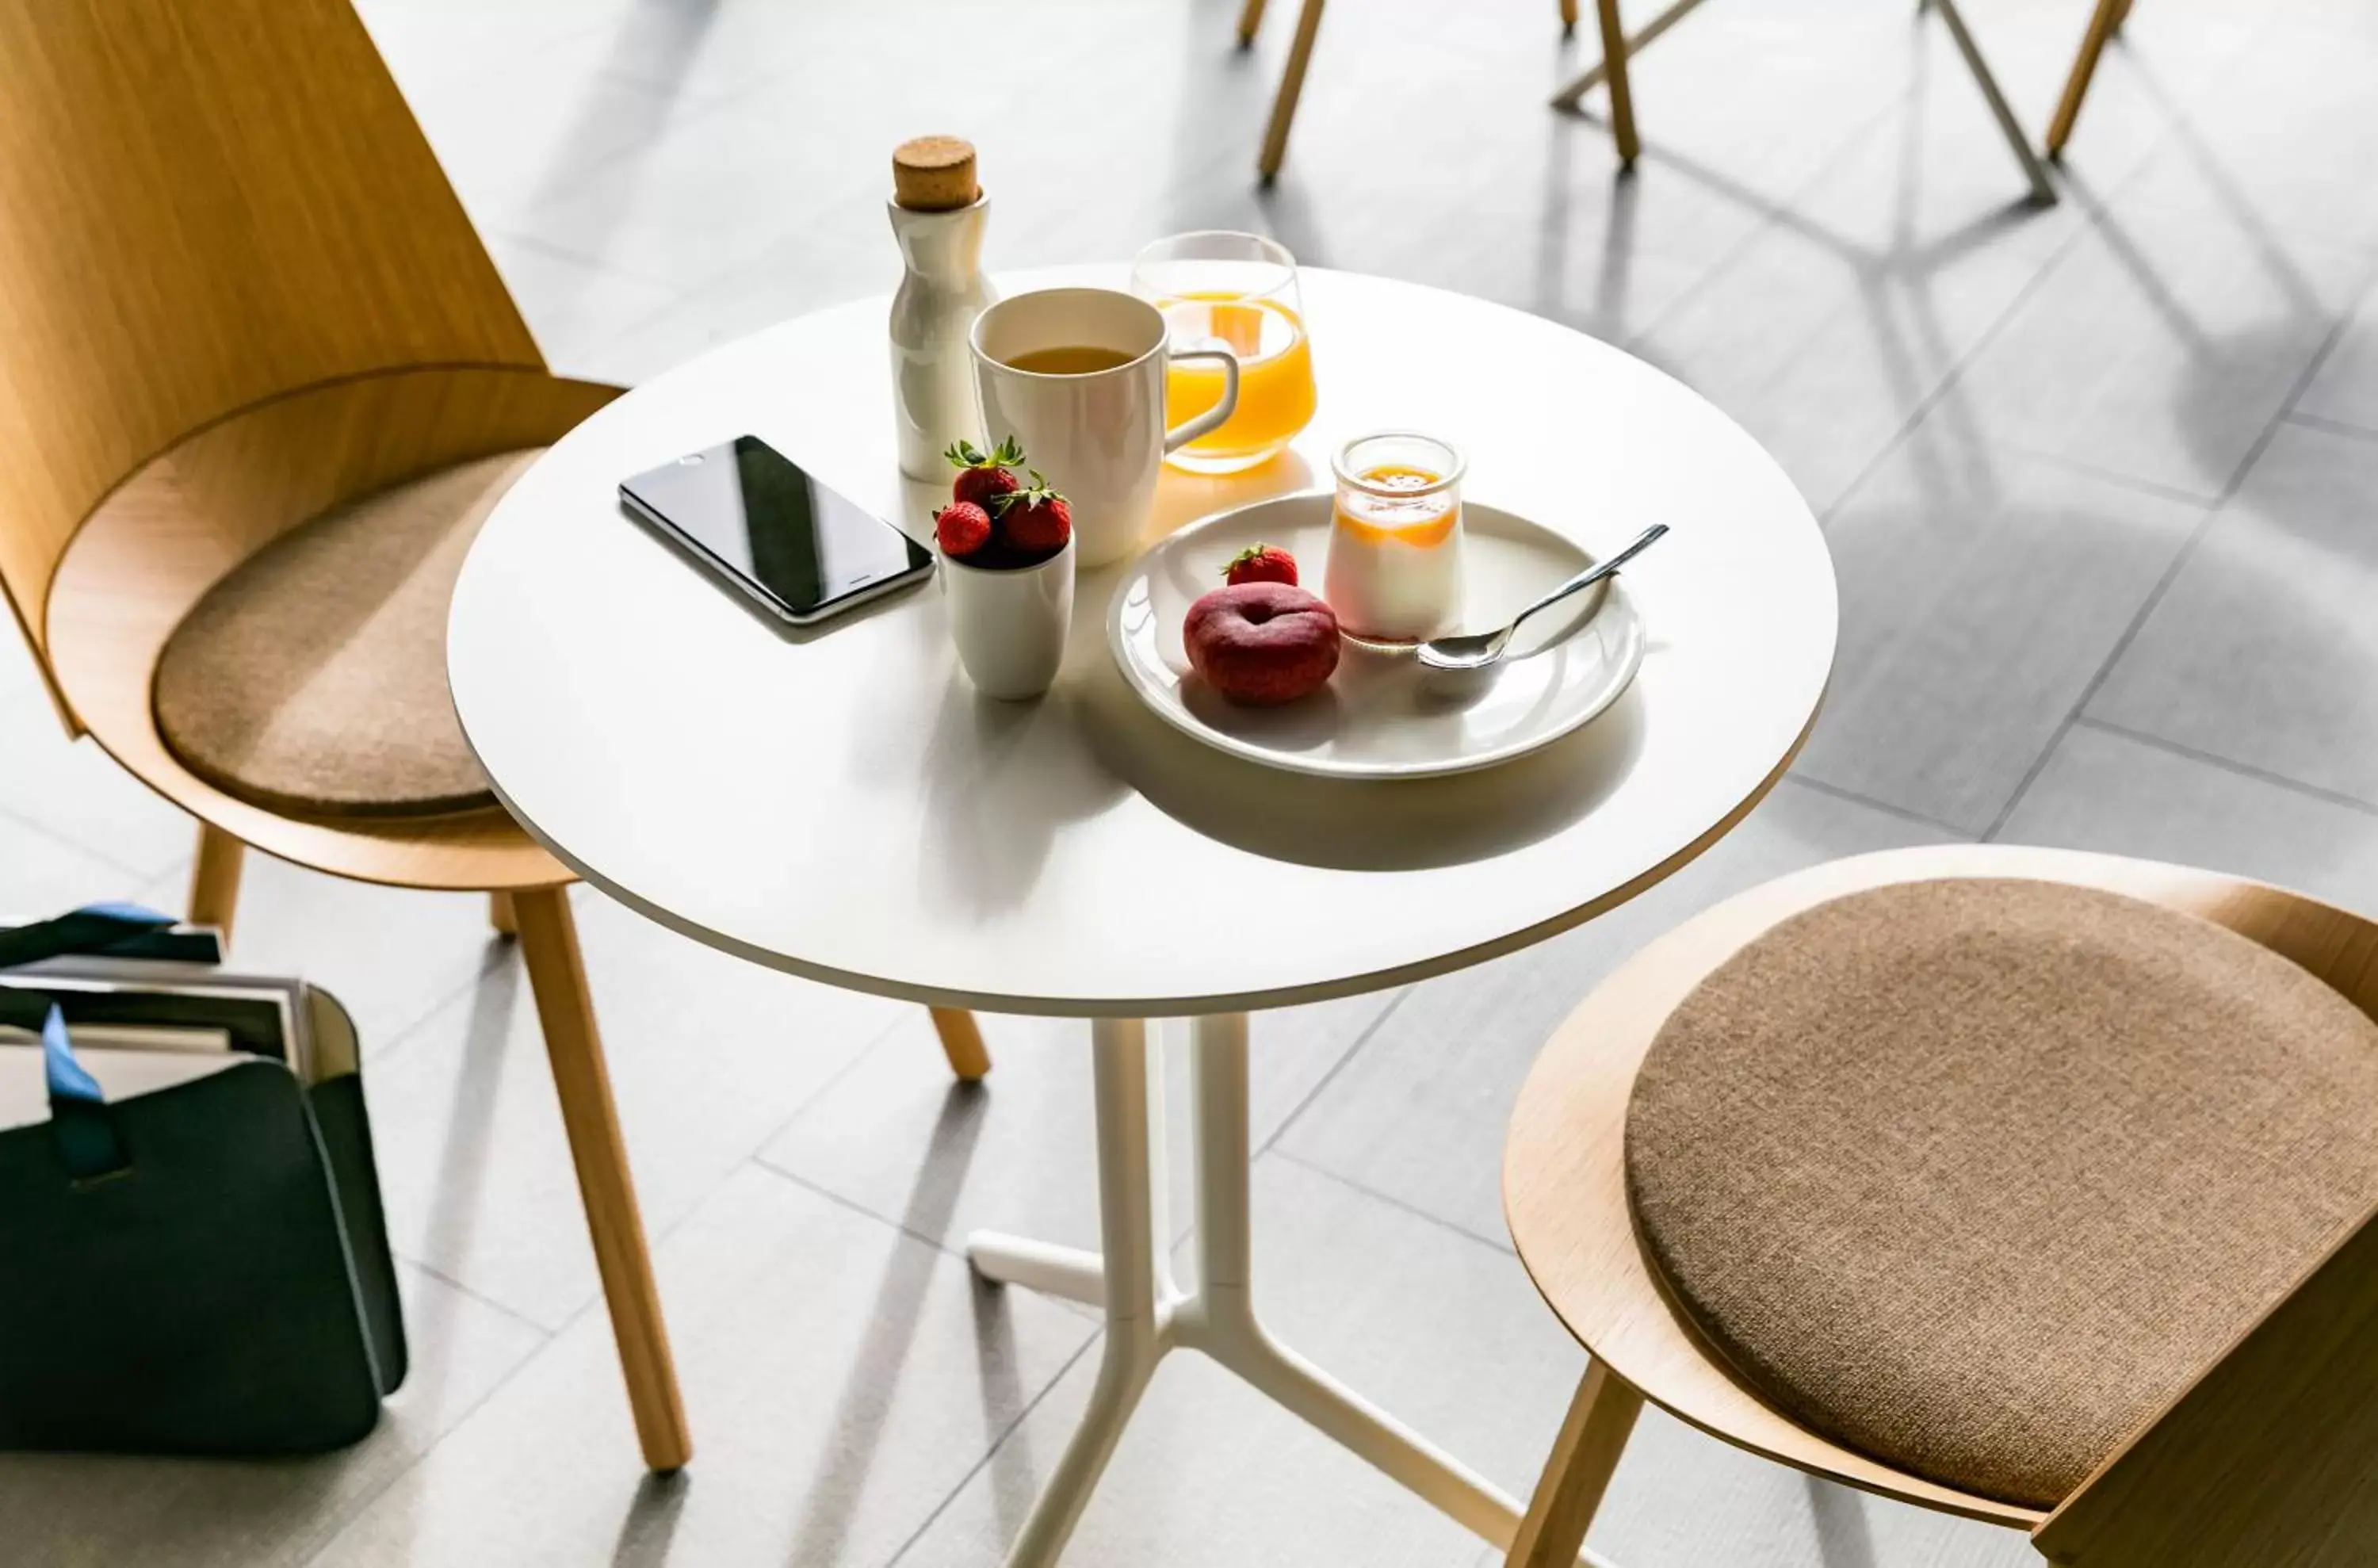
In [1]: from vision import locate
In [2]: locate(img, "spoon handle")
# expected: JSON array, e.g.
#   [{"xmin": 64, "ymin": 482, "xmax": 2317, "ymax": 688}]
[{"xmin": 1508, "ymin": 523, "xmax": 1669, "ymax": 640}]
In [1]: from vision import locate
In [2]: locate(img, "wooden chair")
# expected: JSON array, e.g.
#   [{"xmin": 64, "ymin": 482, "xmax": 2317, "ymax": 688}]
[
  {"xmin": 1248, "ymin": 0, "xmax": 2055, "ymax": 205},
  {"xmin": 2047, "ymin": 0, "xmax": 2137, "ymax": 159},
  {"xmin": 0, "ymin": 0, "xmax": 990, "ymax": 1474},
  {"xmin": 1499, "ymin": 843, "xmax": 2378, "ymax": 1566}
]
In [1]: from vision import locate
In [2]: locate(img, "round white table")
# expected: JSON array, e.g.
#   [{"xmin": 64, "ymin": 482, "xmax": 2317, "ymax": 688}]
[{"xmin": 448, "ymin": 265, "xmax": 1834, "ymax": 1566}]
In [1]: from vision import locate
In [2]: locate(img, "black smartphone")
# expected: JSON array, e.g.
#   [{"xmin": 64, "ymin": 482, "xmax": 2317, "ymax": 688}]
[{"xmin": 619, "ymin": 435, "xmax": 933, "ymax": 625}]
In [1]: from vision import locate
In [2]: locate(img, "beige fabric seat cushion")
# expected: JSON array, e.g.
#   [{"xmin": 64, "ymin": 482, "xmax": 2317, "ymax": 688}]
[
  {"xmin": 1626, "ymin": 878, "xmax": 2378, "ymax": 1511},
  {"xmin": 154, "ymin": 449, "xmax": 542, "ymax": 818}
]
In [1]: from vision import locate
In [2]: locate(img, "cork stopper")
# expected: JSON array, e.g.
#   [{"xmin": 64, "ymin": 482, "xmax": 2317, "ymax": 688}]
[{"xmin": 892, "ymin": 136, "xmax": 980, "ymax": 212}]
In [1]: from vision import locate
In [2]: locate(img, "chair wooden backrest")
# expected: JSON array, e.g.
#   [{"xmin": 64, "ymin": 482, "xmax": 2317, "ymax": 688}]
[
  {"xmin": 0, "ymin": 0, "xmax": 543, "ymax": 702},
  {"xmin": 2034, "ymin": 1199, "xmax": 2378, "ymax": 1566}
]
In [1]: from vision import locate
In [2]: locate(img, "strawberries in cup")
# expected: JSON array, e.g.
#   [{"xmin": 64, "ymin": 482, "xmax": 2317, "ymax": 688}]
[
  {"xmin": 934, "ymin": 442, "xmax": 1072, "ymax": 569},
  {"xmin": 935, "ymin": 438, "xmax": 1075, "ymax": 702}
]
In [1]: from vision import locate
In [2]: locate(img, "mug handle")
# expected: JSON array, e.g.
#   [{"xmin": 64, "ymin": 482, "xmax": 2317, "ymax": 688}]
[{"xmin": 1162, "ymin": 348, "xmax": 1241, "ymax": 453}]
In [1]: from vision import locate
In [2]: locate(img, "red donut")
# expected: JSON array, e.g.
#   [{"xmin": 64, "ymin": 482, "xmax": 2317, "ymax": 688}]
[{"xmin": 1183, "ymin": 582, "xmax": 1340, "ymax": 706}]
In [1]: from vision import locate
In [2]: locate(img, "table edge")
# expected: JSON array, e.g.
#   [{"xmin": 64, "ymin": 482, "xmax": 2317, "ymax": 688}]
[{"xmin": 469, "ymin": 682, "xmax": 1825, "ymax": 1017}]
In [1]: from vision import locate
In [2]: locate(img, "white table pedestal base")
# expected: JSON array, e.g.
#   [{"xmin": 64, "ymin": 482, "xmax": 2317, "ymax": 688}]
[{"xmin": 967, "ymin": 1015, "xmax": 1610, "ymax": 1568}]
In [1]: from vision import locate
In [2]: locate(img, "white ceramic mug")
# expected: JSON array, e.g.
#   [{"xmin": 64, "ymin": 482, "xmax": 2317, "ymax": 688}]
[
  {"xmin": 971, "ymin": 288, "xmax": 1241, "ymax": 568},
  {"xmin": 940, "ymin": 536, "xmax": 1076, "ymax": 700}
]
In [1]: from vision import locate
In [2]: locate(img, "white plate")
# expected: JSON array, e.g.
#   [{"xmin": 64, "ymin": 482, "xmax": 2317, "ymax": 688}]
[{"xmin": 1106, "ymin": 493, "xmax": 1646, "ymax": 779}]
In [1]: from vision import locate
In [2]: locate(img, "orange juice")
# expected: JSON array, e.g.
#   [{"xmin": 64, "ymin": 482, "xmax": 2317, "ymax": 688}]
[{"xmin": 1159, "ymin": 293, "xmax": 1316, "ymax": 473}]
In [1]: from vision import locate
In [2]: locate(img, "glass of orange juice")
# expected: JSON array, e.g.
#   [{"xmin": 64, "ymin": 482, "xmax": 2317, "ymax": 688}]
[{"xmin": 1131, "ymin": 231, "xmax": 1316, "ymax": 475}]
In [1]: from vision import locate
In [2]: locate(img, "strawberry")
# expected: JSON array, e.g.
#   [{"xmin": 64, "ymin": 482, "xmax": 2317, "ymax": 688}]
[
  {"xmin": 934, "ymin": 501, "xmax": 993, "ymax": 558},
  {"xmin": 1223, "ymin": 542, "xmax": 1298, "ymax": 587},
  {"xmin": 944, "ymin": 436, "xmax": 1025, "ymax": 511},
  {"xmin": 997, "ymin": 470, "xmax": 1072, "ymax": 556}
]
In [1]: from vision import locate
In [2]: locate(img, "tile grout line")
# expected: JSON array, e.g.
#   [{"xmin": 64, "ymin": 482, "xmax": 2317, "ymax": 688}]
[
  {"xmin": 1807, "ymin": 39, "xmax": 2225, "ymax": 531},
  {"xmin": 1256, "ymin": 987, "xmax": 1415, "ymax": 1158},
  {"xmin": 287, "ymin": 1283, "xmax": 598, "ymax": 1568},
  {"xmin": 747, "ymin": 1150, "xmax": 977, "ymax": 1264},
  {"xmin": 737, "ymin": 1000, "xmax": 923, "ymax": 1168},
  {"xmin": 1814, "ymin": 193, "xmax": 2112, "ymax": 528},
  {"xmin": 1777, "ymin": 771, "xmax": 1974, "ymax": 839},
  {"xmin": 1615, "ymin": 71, "xmax": 1948, "ymax": 355},
  {"xmin": 1975, "ymin": 438, "xmax": 2229, "ymax": 508},
  {"xmin": 398, "ymin": 1255, "xmax": 561, "ymax": 1340},
  {"xmin": 879, "ymin": 1333, "xmax": 1107, "ymax": 1568},
  {"xmin": 1981, "ymin": 297, "xmax": 2369, "ymax": 842},
  {"xmin": 1977, "ymin": 508, "xmax": 2232, "ymax": 843},
  {"xmin": 2285, "ymin": 408, "xmax": 2378, "ymax": 446},
  {"xmin": 2073, "ymin": 715, "xmax": 2378, "ymax": 822},
  {"xmin": 1268, "ymin": 1146, "xmax": 1518, "ymax": 1260},
  {"xmin": 0, "ymin": 795, "xmax": 185, "ymax": 889}
]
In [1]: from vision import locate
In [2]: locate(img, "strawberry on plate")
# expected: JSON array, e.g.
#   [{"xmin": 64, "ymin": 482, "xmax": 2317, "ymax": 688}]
[
  {"xmin": 945, "ymin": 436, "xmax": 1025, "ymax": 511},
  {"xmin": 1223, "ymin": 543, "xmax": 1298, "ymax": 587},
  {"xmin": 998, "ymin": 471, "xmax": 1072, "ymax": 556}
]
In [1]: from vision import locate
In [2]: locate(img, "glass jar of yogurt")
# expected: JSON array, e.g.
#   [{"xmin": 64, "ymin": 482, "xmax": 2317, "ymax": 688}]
[{"xmin": 1324, "ymin": 432, "xmax": 1466, "ymax": 646}]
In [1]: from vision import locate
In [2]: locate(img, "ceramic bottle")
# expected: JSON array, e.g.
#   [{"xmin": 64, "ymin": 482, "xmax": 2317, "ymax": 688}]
[{"xmin": 889, "ymin": 136, "xmax": 995, "ymax": 479}]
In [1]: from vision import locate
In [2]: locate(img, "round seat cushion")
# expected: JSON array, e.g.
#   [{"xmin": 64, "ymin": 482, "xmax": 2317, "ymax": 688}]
[
  {"xmin": 153, "ymin": 449, "xmax": 542, "ymax": 817},
  {"xmin": 1625, "ymin": 877, "xmax": 2378, "ymax": 1510}
]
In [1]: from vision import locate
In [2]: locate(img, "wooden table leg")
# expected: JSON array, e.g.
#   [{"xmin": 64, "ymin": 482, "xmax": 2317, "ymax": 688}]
[
  {"xmin": 1560, "ymin": 0, "xmax": 1579, "ymax": 37},
  {"xmin": 488, "ymin": 890, "xmax": 517, "ymax": 937},
  {"xmin": 1258, "ymin": 0, "xmax": 1326, "ymax": 182},
  {"xmin": 186, "ymin": 822, "xmax": 246, "ymax": 945},
  {"xmin": 1593, "ymin": 0, "xmax": 1642, "ymax": 167},
  {"xmin": 1506, "ymin": 1359, "xmax": 1643, "ymax": 1566},
  {"xmin": 930, "ymin": 1005, "xmax": 992, "ymax": 1080},
  {"xmin": 512, "ymin": 885, "xmax": 692, "ymax": 1472},
  {"xmin": 2047, "ymin": 0, "xmax": 2128, "ymax": 158},
  {"xmin": 1237, "ymin": 0, "xmax": 1267, "ymax": 47}
]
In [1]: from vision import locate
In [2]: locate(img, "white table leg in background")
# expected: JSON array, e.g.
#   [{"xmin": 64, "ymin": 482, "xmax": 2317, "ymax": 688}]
[
  {"xmin": 967, "ymin": 1012, "xmax": 1615, "ymax": 1567},
  {"xmin": 972, "ymin": 1018, "xmax": 1170, "ymax": 1567},
  {"xmin": 965, "ymin": 1233, "xmax": 1107, "ymax": 1307},
  {"xmin": 1169, "ymin": 1013, "xmax": 1525, "ymax": 1547}
]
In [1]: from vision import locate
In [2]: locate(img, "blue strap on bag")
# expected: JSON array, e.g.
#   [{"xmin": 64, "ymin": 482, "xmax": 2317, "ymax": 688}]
[
  {"xmin": 19, "ymin": 903, "xmax": 177, "ymax": 1181},
  {"xmin": 41, "ymin": 1006, "xmax": 124, "ymax": 1181}
]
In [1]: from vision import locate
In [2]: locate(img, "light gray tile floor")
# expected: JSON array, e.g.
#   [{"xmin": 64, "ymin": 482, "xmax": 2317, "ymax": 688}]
[{"xmin": 5, "ymin": 0, "xmax": 2376, "ymax": 1563}]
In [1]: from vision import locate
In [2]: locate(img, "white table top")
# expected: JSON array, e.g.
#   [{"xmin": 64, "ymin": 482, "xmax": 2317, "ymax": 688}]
[{"xmin": 448, "ymin": 266, "xmax": 1835, "ymax": 1016}]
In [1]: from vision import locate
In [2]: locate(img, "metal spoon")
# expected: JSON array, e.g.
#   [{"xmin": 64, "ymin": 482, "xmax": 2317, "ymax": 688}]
[{"xmin": 1416, "ymin": 523, "xmax": 1669, "ymax": 671}]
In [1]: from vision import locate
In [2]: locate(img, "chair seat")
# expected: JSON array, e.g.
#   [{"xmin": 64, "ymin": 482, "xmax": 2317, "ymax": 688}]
[
  {"xmin": 152, "ymin": 449, "xmax": 542, "ymax": 818},
  {"xmin": 1625, "ymin": 877, "xmax": 2378, "ymax": 1511}
]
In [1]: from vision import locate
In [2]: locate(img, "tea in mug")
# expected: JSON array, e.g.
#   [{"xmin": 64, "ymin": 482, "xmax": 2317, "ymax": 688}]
[{"xmin": 1004, "ymin": 345, "xmax": 1137, "ymax": 375}]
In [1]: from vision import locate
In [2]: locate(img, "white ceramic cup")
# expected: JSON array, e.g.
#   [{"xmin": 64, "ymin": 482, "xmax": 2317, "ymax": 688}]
[
  {"xmin": 971, "ymin": 288, "xmax": 1241, "ymax": 568},
  {"xmin": 940, "ymin": 536, "xmax": 1076, "ymax": 700}
]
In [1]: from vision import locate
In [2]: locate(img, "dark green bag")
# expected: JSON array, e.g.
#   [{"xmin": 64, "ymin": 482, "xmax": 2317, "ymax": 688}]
[{"xmin": 0, "ymin": 904, "xmax": 407, "ymax": 1455}]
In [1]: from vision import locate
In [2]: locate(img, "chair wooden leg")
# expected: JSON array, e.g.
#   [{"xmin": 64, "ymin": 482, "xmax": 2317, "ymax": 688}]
[
  {"xmin": 1257, "ymin": 0, "xmax": 1325, "ymax": 182},
  {"xmin": 1592, "ymin": 0, "xmax": 1641, "ymax": 167},
  {"xmin": 487, "ymin": 890, "xmax": 517, "ymax": 937},
  {"xmin": 511, "ymin": 885, "xmax": 693, "ymax": 1473},
  {"xmin": 1507, "ymin": 1360, "xmax": 1644, "ymax": 1567},
  {"xmin": 2047, "ymin": 0, "xmax": 2126, "ymax": 158},
  {"xmin": 186, "ymin": 823, "xmax": 246, "ymax": 945},
  {"xmin": 1559, "ymin": 0, "xmax": 1579, "ymax": 37},
  {"xmin": 1237, "ymin": 0, "xmax": 1267, "ymax": 47},
  {"xmin": 930, "ymin": 1006, "xmax": 993, "ymax": 1081}
]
